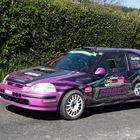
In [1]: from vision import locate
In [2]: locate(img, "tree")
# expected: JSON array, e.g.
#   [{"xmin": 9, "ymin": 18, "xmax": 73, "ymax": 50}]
[
  {"xmin": 91, "ymin": 0, "xmax": 122, "ymax": 5},
  {"xmin": 70, "ymin": 0, "xmax": 90, "ymax": 2},
  {"xmin": 70, "ymin": 0, "xmax": 122, "ymax": 5}
]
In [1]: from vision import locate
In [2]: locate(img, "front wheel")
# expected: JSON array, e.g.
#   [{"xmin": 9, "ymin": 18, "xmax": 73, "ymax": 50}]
[{"xmin": 59, "ymin": 90, "xmax": 85, "ymax": 120}]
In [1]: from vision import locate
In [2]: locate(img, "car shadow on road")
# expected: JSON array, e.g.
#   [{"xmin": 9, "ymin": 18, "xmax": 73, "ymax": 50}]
[
  {"xmin": 6, "ymin": 102, "xmax": 140, "ymax": 120},
  {"xmin": 6, "ymin": 105, "xmax": 61, "ymax": 121},
  {"xmin": 83, "ymin": 102, "xmax": 140, "ymax": 118}
]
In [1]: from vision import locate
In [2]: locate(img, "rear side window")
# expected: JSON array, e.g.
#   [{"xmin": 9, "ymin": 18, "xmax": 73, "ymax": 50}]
[{"xmin": 128, "ymin": 53, "xmax": 140, "ymax": 69}]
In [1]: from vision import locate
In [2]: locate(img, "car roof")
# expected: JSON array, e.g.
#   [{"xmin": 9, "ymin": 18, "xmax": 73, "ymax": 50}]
[{"xmin": 81, "ymin": 46, "xmax": 140, "ymax": 55}]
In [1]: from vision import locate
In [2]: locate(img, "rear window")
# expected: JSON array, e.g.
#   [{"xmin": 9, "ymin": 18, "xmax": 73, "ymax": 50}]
[{"xmin": 128, "ymin": 53, "xmax": 140, "ymax": 69}]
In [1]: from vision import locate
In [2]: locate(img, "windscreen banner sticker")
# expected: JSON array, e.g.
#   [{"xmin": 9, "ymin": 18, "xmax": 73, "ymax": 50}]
[
  {"xmin": 24, "ymin": 72, "xmax": 41, "ymax": 77},
  {"xmin": 70, "ymin": 51, "xmax": 97, "ymax": 56}
]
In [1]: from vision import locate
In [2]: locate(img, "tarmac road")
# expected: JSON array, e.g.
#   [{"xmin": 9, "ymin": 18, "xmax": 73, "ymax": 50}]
[{"xmin": 1, "ymin": 101, "xmax": 140, "ymax": 140}]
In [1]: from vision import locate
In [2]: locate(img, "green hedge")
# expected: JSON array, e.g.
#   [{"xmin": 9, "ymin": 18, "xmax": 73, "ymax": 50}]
[{"xmin": 0, "ymin": 0, "xmax": 140, "ymax": 78}]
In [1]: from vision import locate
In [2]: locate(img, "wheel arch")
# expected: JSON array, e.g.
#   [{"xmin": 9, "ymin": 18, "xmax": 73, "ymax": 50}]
[
  {"xmin": 57, "ymin": 87, "xmax": 85, "ymax": 111},
  {"xmin": 132, "ymin": 80, "xmax": 140, "ymax": 89}
]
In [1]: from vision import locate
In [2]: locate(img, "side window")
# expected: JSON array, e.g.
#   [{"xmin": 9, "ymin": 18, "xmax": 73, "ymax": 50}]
[
  {"xmin": 98, "ymin": 52, "xmax": 127, "ymax": 73},
  {"xmin": 128, "ymin": 53, "xmax": 140, "ymax": 69},
  {"xmin": 99, "ymin": 57, "xmax": 117, "ymax": 73},
  {"xmin": 115, "ymin": 53, "xmax": 127, "ymax": 72}
]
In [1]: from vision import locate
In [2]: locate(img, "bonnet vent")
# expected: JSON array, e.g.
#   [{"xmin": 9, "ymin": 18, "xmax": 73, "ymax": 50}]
[{"xmin": 33, "ymin": 67, "xmax": 56, "ymax": 74}]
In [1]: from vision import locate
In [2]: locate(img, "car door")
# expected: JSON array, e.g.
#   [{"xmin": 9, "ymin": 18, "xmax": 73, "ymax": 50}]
[
  {"xmin": 126, "ymin": 52, "xmax": 140, "ymax": 97},
  {"xmin": 93, "ymin": 51, "xmax": 130, "ymax": 102}
]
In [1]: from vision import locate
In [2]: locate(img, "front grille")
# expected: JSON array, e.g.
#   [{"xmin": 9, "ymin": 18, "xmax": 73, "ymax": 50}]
[
  {"xmin": 7, "ymin": 81, "xmax": 23, "ymax": 88},
  {"xmin": 12, "ymin": 92, "xmax": 21, "ymax": 98},
  {"xmin": 0, "ymin": 93, "xmax": 29, "ymax": 105}
]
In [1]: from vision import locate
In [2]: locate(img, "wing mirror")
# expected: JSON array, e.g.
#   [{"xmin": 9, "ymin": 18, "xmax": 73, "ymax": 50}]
[{"xmin": 95, "ymin": 67, "xmax": 106, "ymax": 76}]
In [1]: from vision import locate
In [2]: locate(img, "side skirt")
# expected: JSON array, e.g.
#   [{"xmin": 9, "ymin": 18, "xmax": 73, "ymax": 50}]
[{"xmin": 86, "ymin": 97, "xmax": 140, "ymax": 108}]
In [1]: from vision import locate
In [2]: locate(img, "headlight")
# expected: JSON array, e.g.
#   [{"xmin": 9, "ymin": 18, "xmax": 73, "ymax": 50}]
[
  {"xmin": 29, "ymin": 83, "xmax": 56, "ymax": 94},
  {"xmin": 2, "ymin": 75, "xmax": 9, "ymax": 84}
]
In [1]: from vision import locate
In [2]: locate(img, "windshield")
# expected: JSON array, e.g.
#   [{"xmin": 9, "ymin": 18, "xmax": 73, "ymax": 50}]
[{"xmin": 51, "ymin": 50, "xmax": 102, "ymax": 72}]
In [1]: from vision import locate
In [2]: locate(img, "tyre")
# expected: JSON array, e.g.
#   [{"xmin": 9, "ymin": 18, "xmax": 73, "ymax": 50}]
[
  {"xmin": 59, "ymin": 90, "xmax": 85, "ymax": 120},
  {"xmin": 134, "ymin": 83, "xmax": 140, "ymax": 96}
]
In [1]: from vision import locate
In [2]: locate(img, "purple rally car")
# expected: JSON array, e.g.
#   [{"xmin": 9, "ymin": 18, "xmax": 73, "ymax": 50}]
[{"xmin": 1, "ymin": 47, "xmax": 140, "ymax": 120}]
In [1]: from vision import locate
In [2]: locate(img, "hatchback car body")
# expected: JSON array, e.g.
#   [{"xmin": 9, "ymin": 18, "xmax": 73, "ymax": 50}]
[{"xmin": 1, "ymin": 47, "xmax": 140, "ymax": 120}]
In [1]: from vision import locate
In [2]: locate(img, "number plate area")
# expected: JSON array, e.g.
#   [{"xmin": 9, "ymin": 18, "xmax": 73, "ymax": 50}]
[{"xmin": 5, "ymin": 90, "xmax": 12, "ymax": 95}]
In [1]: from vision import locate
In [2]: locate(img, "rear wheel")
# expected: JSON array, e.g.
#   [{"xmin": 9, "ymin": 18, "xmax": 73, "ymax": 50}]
[
  {"xmin": 60, "ymin": 90, "xmax": 85, "ymax": 120},
  {"xmin": 134, "ymin": 83, "xmax": 140, "ymax": 96}
]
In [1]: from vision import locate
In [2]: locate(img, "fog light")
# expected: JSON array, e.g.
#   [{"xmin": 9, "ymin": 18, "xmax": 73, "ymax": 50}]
[{"xmin": 42, "ymin": 99, "xmax": 57, "ymax": 103}]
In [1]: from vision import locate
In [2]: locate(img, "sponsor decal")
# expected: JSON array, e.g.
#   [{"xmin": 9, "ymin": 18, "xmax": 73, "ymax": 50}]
[
  {"xmin": 130, "ymin": 56, "xmax": 140, "ymax": 61},
  {"xmin": 84, "ymin": 86, "xmax": 92, "ymax": 93},
  {"xmin": 104, "ymin": 78, "xmax": 111, "ymax": 87},
  {"xmin": 99, "ymin": 87, "xmax": 128, "ymax": 97},
  {"xmin": 10, "ymin": 75, "xmax": 28, "ymax": 82},
  {"xmin": 131, "ymin": 64, "xmax": 140, "ymax": 68},
  {"xmin": 13, "ymin": 78, "xmax": 25, "ymax": 83},
  {"xmin": 104, "ymin": 77, "xmax": 125, "ymax": 87}
]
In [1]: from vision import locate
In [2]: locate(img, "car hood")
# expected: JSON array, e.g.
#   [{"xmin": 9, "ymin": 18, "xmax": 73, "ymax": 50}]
[{"xmin": 6, "ymin": 66, "xmax": 88, "ymax": 84}]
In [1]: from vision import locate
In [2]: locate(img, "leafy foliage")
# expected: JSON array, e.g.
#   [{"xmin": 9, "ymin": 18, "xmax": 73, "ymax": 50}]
[{"xmin": 0, "ymin": 0, "xmax": 140, "ymax": 79}]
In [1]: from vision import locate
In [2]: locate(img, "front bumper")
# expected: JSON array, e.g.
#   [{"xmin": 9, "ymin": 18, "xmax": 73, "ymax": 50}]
[{"xmin": 0, "ymin": 84, "xmax": 62, "ymax": 111}]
